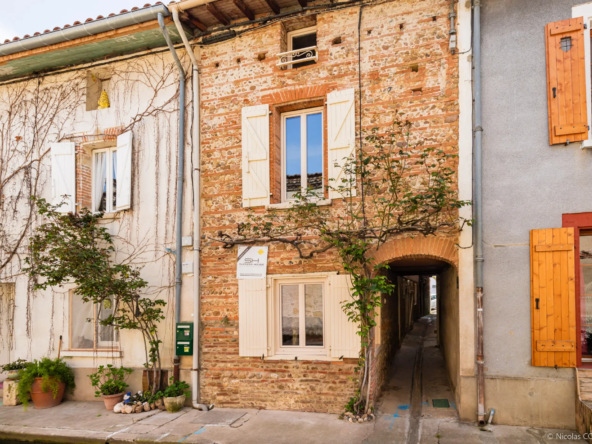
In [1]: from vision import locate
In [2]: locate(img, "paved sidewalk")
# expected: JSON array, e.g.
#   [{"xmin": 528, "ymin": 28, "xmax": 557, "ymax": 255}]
[{"xmin": 0, "ymin": 401, "xmax": 587, "ymax": 444}]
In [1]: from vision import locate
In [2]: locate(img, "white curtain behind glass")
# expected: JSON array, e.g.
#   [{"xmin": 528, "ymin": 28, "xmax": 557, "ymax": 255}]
[
  {"xmin": 93, "ymin": 152, "xmax": 107, "ymax": 212},
  {"xmin": 71, "ymin": 295, "xmax": 94, "ymax": 349}
]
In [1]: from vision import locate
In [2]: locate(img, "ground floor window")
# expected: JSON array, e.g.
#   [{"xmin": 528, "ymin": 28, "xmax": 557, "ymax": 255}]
[
  {"xmin": 70, "ymin": 293, "xmax": 118, "ymax": 350},
  {"xmin": 580, "ymin": 230, "xmax": 592, "ymax": 359},
  {"xmin": 275, "ymin": 278, "xmax": 326, "ymax": 356}
]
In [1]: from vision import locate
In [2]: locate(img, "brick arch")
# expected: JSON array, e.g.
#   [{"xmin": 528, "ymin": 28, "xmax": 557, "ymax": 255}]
[
  {"xmin": 261, "ymin": 84, "xmax": 330, "ymax": 105},
  {"xmin": 370, "ymin": 236, "xmax": 458, "ymax": 268}
]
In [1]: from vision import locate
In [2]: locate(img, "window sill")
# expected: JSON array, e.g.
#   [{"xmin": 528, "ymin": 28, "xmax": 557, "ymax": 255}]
[
  {"xmin": 266, "ymin": 199, "xmax": 332, "ymax": 210},
  {"xmin": 61, "ymin": 350, "xmax": 122, "ymax": 358},
  {"xmin": 264, "ymin": 355, "xmax": 336, "ymax": 362}
]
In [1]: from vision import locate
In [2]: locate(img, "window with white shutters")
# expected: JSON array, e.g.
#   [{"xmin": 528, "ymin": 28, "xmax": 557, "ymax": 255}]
[{"xmin": 327, "ymin": 88, "xmax": 356, "ymax": 199}]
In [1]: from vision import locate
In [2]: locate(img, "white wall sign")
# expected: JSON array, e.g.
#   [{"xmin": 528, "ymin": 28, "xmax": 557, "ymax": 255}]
[{"xmin": 237, "ymin": 246, "xmax": 268, "ymax": 279}]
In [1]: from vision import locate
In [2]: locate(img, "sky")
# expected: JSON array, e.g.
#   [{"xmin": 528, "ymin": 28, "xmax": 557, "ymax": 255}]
[{"xmin": 0, "ymin": 0, "xmax": 150, "ymax": 43}]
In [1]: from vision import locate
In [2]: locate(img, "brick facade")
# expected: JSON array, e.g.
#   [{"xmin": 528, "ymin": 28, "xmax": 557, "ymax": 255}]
[{"xmin": 199, "ymin": 0, "xmax": 460, "ymax": 412}]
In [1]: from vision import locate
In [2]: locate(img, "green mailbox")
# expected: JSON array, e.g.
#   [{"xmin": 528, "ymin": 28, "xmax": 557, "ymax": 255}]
[{"xmin": 175, "ymin": 322, "xmax": 193, "ymax": 356}]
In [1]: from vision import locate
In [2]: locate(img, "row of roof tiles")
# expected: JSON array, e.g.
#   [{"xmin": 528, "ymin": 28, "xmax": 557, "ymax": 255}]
[{"xmin": 2, "ymin": 2, "xmax": 165, "ymax": 45}]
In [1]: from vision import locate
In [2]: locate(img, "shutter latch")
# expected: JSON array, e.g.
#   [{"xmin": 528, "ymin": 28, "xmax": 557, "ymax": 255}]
[
  {"xmin": 535, "ymin": 298, "xmax": 540, "ymax": 309},
  {"xmin": 553, "ymin": 87, "xmax": 556, "ymax": 98}
]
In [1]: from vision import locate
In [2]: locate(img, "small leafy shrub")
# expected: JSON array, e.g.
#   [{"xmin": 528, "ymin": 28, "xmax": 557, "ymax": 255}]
[
  {"xmin": 88, "ymin": 365, "xmax": 133, "ymax": 397},
  {"xmin": 163, "ymin": 377, "xmax": 190, "ymax": 398},
  {"xmin": 17, "ymin": 358, "xmax": 75, "ymax": 407},
  {"xmin": 1, "ymin": 359, "xmax": 30, "ymax": 372}
]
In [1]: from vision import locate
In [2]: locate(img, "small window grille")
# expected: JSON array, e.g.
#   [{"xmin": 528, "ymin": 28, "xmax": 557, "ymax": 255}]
[{"xmin": 561, "ymin": 36, "xmax": 572, "ymax": 52}]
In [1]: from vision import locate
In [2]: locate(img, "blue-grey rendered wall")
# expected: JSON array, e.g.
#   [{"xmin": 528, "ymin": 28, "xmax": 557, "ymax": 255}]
[{"xmin": 480, "ymin": 0, "xmax": 592, "ymax": 428}]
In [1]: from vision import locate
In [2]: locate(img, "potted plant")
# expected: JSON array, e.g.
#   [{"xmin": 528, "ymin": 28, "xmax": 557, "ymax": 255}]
[
  {"xmin": 17, "ymin": 358, "xmax": 75, "ymax": 409},
  {"xmin": 1, "ymin": 359, "xmax": 29, "ymax": 380},
  {"xmin": 88, "ymin": 365, "xmax": 133, "ymax": 410},
  {"xmin": 162, "ymin": 377, "xmax": 189, "ymax": 413}
]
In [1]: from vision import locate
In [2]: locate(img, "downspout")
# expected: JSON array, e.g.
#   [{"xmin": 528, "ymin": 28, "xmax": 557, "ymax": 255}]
[
  {"xmin": 449, "ymin": 0, "xmax": 457, "ymax": 54},
  {"xmin": 170, "ymin": 5, "xmax": 209, "ymax": 411},
  {"xmin": 472, "ymin": 0, "xmax": 486, "ymax": 426},
  {"xmin": 158, "ymin": 13, "xmax": 185, "ymax": 383}
]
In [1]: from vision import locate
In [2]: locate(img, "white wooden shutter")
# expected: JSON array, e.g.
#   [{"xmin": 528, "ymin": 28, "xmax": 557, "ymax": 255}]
[
  {"xmin": 50, "ymin": 142, "xmax": 76, "ymax": 213},
  {"xmin": 239, "ymin": 279, "xmax": 268, "ymax": 357},
  {"xmin": 328, "ymin": 274, "xmax": 360, "ymax": 358},
  {"xmin": 116, "ymin": 131, "xmax": 132, "ymax": 211},
  {"xmin": 327, "ymin": 88, "xmax": 356, "ymax": 200},
  {"xmin": 241, "ymin": 105, "xmax": 270, "ymax": 207}
]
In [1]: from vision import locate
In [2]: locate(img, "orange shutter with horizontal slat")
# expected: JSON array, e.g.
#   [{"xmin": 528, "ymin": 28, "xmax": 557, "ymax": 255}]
[
  {"xmin": 530, "ymin": 228, "xmax": 576, "ymax": 367},
  {"xmin": 545, "ymin": 18, "xmax": 588, "ymax": 145}
]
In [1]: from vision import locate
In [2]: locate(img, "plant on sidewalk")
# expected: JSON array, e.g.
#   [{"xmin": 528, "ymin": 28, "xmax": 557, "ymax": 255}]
[
  {"xmin": 88, "ymin": 365, "xmax": 133, "ymax": 397},
  {"xmin": 209, "ymin": 115, "xmax": 470, "ymax": 414},
  {"xmin": 163, "ymin": 377, "xmax": 190, "ymax": 398},
  {"xmin": 1, "ymin": 359, "xmax": 30, "ymax": 372},
  {"xmin": 17, "ymin": 358, "xmax": 75, "ymax": 407},
  {"xmin": 23, "ymin": 198, "xmax": 167, "ymax": 392}
]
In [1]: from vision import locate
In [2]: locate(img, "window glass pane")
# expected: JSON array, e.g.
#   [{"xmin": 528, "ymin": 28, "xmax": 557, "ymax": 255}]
[
  {"xmin": 94, "ymin": 152, "xmax": 107, "ymax": 212},
  {"xmin": 581, "ymin": 233, "xmax": 592, "ymax": 356},
  {"xmin": 305, "ymin": 284, "xmax": 323, "ymax": 346},
  {"xmin": 97, "ymin": 297, "xmax": 118, "ymax": 349},
  {"xmin": 112, "ymin": 149, "xmax": 117, "ymax": 210},
  {"xmin": 306, "ymin": 113, "xmax": 323, "ymax": 196},
  {"xmin": 71, "ymin": 296, "xmax": 94, "ymax": 350},
  {"xmin": 285, "ymin": 116, "xmax": 301, "ymax": 200},
  {"xmin": 281, "ymin": 285, "xmax": 299, "ymax": 346}
]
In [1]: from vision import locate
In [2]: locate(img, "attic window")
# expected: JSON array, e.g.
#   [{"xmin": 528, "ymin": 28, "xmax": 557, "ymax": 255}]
[
  {"xmin": 278, "ymin": 26, "xmax": 318, "ymax": 69},
  {"xmin": 86, "ymin": 73, "xmax": 111, "ymax": 111},
  {"xmin": 561, "ymin": 36, "xmax": 572, "ymax": 52}
]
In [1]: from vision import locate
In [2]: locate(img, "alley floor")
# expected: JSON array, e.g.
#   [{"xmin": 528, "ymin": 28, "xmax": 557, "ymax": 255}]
[{"xmin": 0, "ymin": 316, "xmax": 586, "ymax": 444}]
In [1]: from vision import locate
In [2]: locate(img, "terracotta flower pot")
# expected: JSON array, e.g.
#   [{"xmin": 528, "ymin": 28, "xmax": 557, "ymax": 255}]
[
  {"xmin": 102, "ymin": 392, "xmax": 125, "ymax": 410},
  {"xmin": 163, "ymin": 394, "xmax": 185, "ymax": 413},
  {"xmin": 30, "ymin": 377, "xmax": 65, "ymax": 409}
]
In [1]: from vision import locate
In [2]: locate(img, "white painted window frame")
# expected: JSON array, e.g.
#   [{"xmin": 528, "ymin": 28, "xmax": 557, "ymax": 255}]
[
  {"xmin": 272, "ymin": 276, "xmax": 328, "ymax": 358},
  {"xmin": 573, "ymin": 3, "xmax": 592, "ymax": 148},
  {"xmin": 284, "ymin": 26, "xmax": 317, "ymax": 69},
  {"xmin": 69, "ymin": 292, "xmax": 119, "ymax": 352},
  {"xmin": 91, "ymin": 146, "xmax": 117, "ymax": 213},
  {"xmin": 281, "ymin": 107, "xmax": 324, "ymax": 202}
]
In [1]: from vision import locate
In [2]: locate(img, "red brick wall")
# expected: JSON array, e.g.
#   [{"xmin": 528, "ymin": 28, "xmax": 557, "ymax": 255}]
[{"xmin": 199, "ymin": 0, "xmax": 460, "ymax": 413}]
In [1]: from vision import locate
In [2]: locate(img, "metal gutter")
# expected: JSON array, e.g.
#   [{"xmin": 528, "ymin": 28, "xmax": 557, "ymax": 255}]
[
  {"xmin": 472, "ymin": 0, "xmax": 486, "ymax": 427},
  {"xmin": 157, "ymin": 12, "xmax": 185, "ymax": 382},
  {"xmin": 170, "ymin": 4, "xmax": 209, "ymax": 412},
  {"xmin": 0, "ymin": 4, "xmax": 170, "ymax": 57}
]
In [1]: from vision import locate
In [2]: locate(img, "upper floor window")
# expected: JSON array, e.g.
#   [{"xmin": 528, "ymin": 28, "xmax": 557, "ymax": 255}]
[
  {"xmin": 282, "ymin": 107, "xmax": 323, "ymax": 201},
  {"xmin": 93, "ymin": 147, "xmax": 118, "ymax": 213},
  {"xmin": 277, "ymin": 26, "xmax": 318, "ymax": 69}
]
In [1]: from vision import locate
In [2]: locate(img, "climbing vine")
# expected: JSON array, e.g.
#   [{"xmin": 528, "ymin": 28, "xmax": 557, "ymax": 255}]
[{"xmin": 210, "ymin": 115, "xmax": 470, "ymax": 414}]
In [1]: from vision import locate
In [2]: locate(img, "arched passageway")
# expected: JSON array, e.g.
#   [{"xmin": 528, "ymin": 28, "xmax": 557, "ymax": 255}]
[{"xmin": 366, "ymin": 237, "xmax": 461, "ymax": 444}]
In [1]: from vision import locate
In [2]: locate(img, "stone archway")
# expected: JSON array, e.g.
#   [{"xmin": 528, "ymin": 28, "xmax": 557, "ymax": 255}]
[{"xmin": 370, "ymin": 236, "xmax": 458, "ymax": 268}]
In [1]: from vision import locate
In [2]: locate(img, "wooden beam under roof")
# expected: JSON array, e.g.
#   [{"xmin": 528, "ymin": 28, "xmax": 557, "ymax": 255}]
[
  {"xmin": 263, "ymin": 0, "xmax": 280, "ymax": 15},
  {"xmin": 180, "ymin": 11, "xmax": 207, "ymax": 32},
  {"xmin": 206, "ymin": 3, "xmax": 231, "ymax": 26},
  {"xmin": 297, "ymin": 0, "xmax": 307, "ymax": 8},
  {"xmin": 233, "ymin": 0, "xmax": 255, "ymax": 21}
]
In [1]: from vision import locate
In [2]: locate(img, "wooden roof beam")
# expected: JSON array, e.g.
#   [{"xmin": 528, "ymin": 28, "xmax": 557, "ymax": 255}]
[
  {"xmin": 206, "ymin": 3, "xmax": 231, "ymax": 26},
  {"xmin": 179, "ymin": 11, "xmax": 207, "ymax": 32},
  {"xmin": 263, "ymin": 0, "xmax": 280, "ymax": 15},
  {"xmin": 297, "ymin": 0, "xmax": 307, "ymax": 8},
  {"xmin": 233, "ymin": 0, "xmax": 255, "ymax": 21}
]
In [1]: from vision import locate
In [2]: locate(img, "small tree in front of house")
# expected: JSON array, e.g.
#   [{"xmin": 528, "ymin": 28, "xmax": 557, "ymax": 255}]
[
  {"xmin": 24, "ymin": 198, "xmax": 166, "ymax": 392},
  {"xmin": 210, "ymin": 115, "xmax": 470, "ymax": 414}
]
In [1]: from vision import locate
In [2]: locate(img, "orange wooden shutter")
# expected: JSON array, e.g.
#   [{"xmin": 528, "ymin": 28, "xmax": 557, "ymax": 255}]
[
  {"xmin": 545, "ymin": 18, "xmax": 588, "ymax": 145},
  {"xmin": 530, "ymin": 228, "xmax": 576, "ymax": 368}
]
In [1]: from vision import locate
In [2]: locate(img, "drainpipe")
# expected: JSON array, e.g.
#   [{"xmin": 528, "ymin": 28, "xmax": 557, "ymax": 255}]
[
  {"xmin": 170, "ymin": 5, "xmax": 209, "ymax": 412},
  {"xmin": 472, "ymin": 0, "xmax": 486, "ymax": 426},
  {"xmin": 158, "ymin": 13, "xmax": 185, "ymax": 383}
]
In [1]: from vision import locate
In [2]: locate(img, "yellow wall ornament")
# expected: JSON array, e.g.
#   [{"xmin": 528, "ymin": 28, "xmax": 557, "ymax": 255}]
[{"xmin": 98, "ymin": 90, "xmax": 110, "ymax": 109}]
